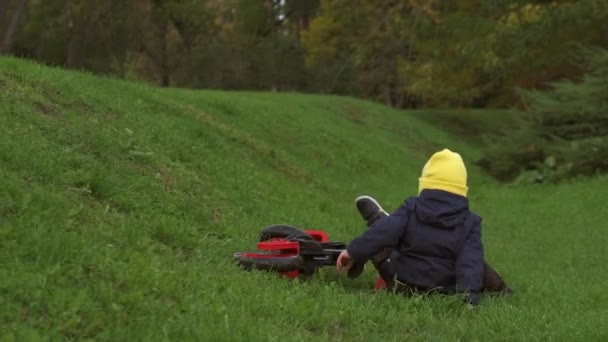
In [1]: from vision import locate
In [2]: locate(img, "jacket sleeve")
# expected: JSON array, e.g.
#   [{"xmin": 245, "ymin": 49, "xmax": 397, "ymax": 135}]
[
  {"xmin": 455, "ymin": 215, "xmax": 485, "ymax": 305},
  {"xmin": 346, "ymin": 202, "xmax": 411, "ymax": 263}
]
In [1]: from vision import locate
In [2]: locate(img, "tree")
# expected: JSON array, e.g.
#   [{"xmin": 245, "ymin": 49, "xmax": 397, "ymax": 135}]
[
  {"xmin": 3, "ymin": 0, "xmax": 607, "ymax": 109},
  {"xmin": 1, "ymin": 0, "xmax": 28, "ymax": 54},
  {"xmin": 0, "ymin": 0, "xmax": 9, "ymax": 29},
  {"xmin": 303, "ymin": 0, "xmax": 608, "ymax": 108},
  {"xmin": 303, "ymin": 0, "xmax": 424, "ymax": 106},
  {"xmin": 478, "ymin": 46, "xmax": 608, "ymax": 182},
  {"xmin": 283, "ymin": 0, "xmax": 320, "ymax": 38}
]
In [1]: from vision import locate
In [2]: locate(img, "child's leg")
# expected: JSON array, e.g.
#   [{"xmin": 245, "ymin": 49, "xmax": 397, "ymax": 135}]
[
  {"xmin": 351, "ymin": 196, "xmax": 394, "ymax": 282},
  {"xmin": 371, "ymin": 249, "xmax": 395, "ymax": 287}
]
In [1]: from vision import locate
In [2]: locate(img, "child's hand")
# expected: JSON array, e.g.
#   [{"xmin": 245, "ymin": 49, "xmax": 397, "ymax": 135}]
[{"xmin": 336, "ymin": 250, "xmax": 353, "ymax": 271}]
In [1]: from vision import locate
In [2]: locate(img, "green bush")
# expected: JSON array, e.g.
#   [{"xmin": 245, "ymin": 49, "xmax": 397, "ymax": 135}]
[
  {"xmin": 478, "ymin": 46, "xmax": 608, "ymax": 183},
  {"xmin": 476, "ymin": 125, "xmax": 546, "ymax": 182}
]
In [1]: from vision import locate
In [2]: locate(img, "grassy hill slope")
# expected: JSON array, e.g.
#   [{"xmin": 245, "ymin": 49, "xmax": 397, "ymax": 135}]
[{"xmin": 1, "ymin": 57, "xmax": 607, "ymax": 341}]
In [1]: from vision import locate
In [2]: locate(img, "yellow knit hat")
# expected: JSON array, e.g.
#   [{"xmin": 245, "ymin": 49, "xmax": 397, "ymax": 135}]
[{"xmin": 418, "ymin": 149, "xmax": 468, "ymax": 197}]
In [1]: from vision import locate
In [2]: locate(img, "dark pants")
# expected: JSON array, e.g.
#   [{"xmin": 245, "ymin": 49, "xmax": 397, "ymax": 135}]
[{"xmin": 372, "ymin": 250, "xmax": 511, "ymax": 295}]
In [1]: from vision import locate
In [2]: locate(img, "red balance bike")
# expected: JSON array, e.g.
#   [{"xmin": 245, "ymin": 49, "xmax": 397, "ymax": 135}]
[{"xmin": 233, "ymin": 224, "xmax": 348, "ymax": 280}]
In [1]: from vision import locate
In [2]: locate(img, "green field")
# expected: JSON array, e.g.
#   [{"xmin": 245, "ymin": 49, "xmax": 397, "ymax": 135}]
[{"xmin": 1, "ymin": 57, "xmax": 607, "ymax": 341}]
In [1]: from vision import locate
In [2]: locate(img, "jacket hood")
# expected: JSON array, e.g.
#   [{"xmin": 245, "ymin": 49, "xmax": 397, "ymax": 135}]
[{"xmin": 415, "ymin": 189, "xmax": 470, "ymax": 229}]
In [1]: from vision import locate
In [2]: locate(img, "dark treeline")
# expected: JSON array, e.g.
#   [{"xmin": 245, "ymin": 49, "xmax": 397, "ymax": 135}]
[{"xmin": 1, "ymin": 0, "xmax": 607, "ymax": 109}]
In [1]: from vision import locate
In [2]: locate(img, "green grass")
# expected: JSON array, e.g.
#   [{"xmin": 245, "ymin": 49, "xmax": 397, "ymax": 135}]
[{"xmin": 1, "ymin": 57, "xmax": 607, "ymax": 341}]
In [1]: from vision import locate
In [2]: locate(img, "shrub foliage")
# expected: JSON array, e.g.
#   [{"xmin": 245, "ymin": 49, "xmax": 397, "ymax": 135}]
[{"xmin": 478, "ymin": 47, "xmax": 608, "ymax": 183}]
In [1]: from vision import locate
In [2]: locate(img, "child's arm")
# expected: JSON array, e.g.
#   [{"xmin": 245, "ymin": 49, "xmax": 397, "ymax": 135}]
[
  {"xmin": 455, "ymin": 215, "xmax": 485, "ymax": 305},
  {"xmin": 345, "ymin": 203, "xmax": 411, "ymax": 263}
]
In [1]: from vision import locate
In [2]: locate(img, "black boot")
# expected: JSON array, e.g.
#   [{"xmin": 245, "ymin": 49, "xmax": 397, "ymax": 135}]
[
  {"xmin": 482, "ymin": 262, "xmax": 513, "ymax": 295},
  {"xmin": 355, "ymin": 195, "xmax": 389, "ymax": 227}
]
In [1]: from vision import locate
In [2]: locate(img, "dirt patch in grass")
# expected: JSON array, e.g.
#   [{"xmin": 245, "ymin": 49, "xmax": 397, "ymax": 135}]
[
  {"xmin": 340, "ymin": 104, "xmax": 366, "ymax": 125},
  {"xmin": 3, "ymin": 71, "xmax": 95, "ymax": 116},
  {"xmin": 34, "ymin": 100, "xmax": 58, "ymax": 116}
]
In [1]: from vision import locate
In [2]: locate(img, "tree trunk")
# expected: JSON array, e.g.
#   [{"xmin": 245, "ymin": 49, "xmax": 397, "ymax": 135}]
[
  {"xmin": 1, "ymin": 0, "xmax": 28, "ymax": 54},
  {"xmin": 80, "ymin": 0, "xmax": 99, "ymax": 68},
  {"xmin": 0, "ymin": 0, "xmax": 9, "ymax": 28},
  {"xmin": 159, "ymin": 20, "xmax": 170, "ymax": 87},
  {"xmin": 262, "ymin": 0, "xmax": 275, "ymax": 36},
  {"xmin": 63, "ymin": 0, "xmax": 78, "ymax": 67}
]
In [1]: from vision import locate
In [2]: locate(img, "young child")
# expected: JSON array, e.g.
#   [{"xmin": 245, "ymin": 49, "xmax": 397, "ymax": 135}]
[{"xmin": 337, "ymin": 149, "xmax": 510, "ymax": 305}]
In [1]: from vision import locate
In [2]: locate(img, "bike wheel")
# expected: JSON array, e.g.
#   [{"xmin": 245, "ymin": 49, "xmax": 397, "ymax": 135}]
[
  {"xmin": 234, "ymin": 252, "xmax": 303, "ymax": 272},
  {"xmin": 259, "ymin": 224, "xmax": 314, "ymax": 242}
]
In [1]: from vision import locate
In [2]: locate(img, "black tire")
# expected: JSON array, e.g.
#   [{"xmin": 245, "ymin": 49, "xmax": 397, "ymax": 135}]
[
  {"xmin": 234, "ymin": 253, "xmax": 303, "ymax": 272},
  {"xmin": 259, "ymin": 224, "xmax": 314, "ymax": 242}
]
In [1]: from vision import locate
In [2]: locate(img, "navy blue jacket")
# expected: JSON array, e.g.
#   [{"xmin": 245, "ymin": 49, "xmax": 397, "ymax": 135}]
[{"xmin": 347, "ymin": 189, "xmax": 484, "ymax": 303}]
